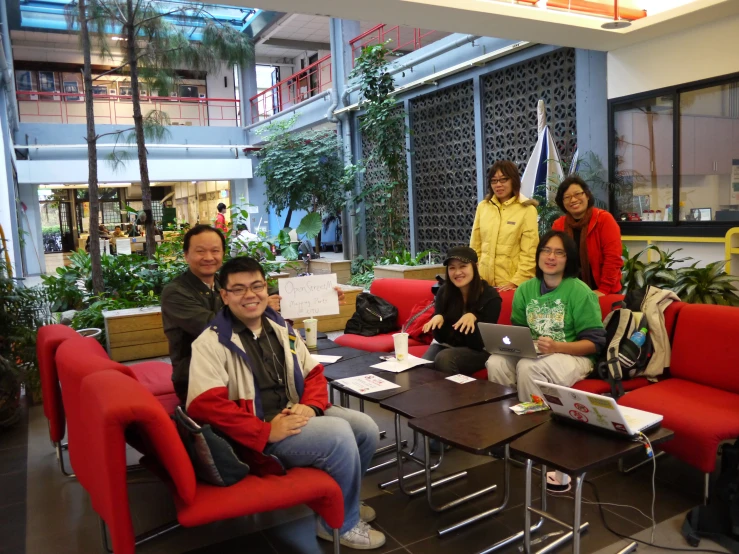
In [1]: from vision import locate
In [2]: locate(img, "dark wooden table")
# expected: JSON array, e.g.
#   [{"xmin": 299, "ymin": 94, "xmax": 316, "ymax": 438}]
[
  {"xmin": 508, "ymin": 421, "xmax": 674, "ymax": 554},
  {"xmin": 330, "ymin": 367, "xmax": 445, "ymax": 403}
]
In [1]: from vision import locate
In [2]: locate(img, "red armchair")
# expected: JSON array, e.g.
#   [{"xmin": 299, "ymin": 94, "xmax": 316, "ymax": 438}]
[
  {"xmin": 37, "ymin": 324, "xmax": 178, "ymax": 476},
  {"xmin": 79, "ymin": 369, "xmax": 344, "ymax": 554}
]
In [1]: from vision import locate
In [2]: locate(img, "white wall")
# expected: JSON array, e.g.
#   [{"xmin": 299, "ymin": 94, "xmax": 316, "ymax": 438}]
[
  {"xmin": 205, "ymin": 63, "xmax": 235, "ymax": 100},
  {"xmin": 607, "ymin": 13, "xmax": 739, "ymax": 99}
]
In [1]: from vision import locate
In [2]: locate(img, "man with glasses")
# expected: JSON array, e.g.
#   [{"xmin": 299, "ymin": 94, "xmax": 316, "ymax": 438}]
[
  {"xmin": 485, "ymin": 230, "xmax": 606, "ymax": 402},
  {"xmin": 186, "ymin": 257, "xmax": 385, "ymax": 550}
]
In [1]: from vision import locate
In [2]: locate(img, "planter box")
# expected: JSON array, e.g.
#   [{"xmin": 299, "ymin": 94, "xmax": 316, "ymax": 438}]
[
  {"xmin": 291, "ymin": 284, "xmax": 364, "ymax": 332},
  {"xmin": 308, "ymin": 259, "xmax": 351, "ymax": 284},
  {"xmin": 373, "ymin": 264, "xmax": 445, "ymax": 281},
  {"xmin": 103, "ymin": 306, "xmax": 169, "ymax": 362}
]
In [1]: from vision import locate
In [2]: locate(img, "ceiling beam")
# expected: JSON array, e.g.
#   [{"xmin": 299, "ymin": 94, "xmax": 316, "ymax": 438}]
[{"xmin": 263, "ymin": 37, "xmax": 331, "ymax": 51}]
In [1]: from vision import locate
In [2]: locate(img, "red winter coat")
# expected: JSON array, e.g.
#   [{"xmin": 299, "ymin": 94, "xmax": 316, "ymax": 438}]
[{"xmin": 552, "ymin": 207, "xmax": 623, "ymax": 295}]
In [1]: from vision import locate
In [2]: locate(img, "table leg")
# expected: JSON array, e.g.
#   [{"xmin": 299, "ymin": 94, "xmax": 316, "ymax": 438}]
[
  {"xmin": 572, "ymin": 474, "xmax": 585, "ymax": 554},
  {"xmin": 524, "ymin": 459, "xmax": 533, "ymax": 554},
  {"xmin": 615, "ymin": 542, "xmax": 638, "ymax": 554}
]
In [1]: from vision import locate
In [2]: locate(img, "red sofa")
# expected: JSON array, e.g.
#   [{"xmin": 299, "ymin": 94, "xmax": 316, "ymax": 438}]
[
  {"xmin": 37, "ymin": 324, "xmax": 178, "ymax": 476},
  {"xmin": 335, "ymin": 278, "xmax": 630, "ymax": 394},
  {"xmin": 64, "ymin": 351, "xmax": 344, "ymax": 553},
  {"xmin": 619, "ymin": 303, "xmax": 739, "ymax": 484}
]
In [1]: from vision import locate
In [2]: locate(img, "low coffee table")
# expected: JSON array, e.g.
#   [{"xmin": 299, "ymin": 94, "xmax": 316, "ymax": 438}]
[
  {"xmin": 509, "ymin": 421, "xmax": 674, "ymax": 554},
  {"xmin": 378, "ymin": 380, "xmax": 517, "ymax": 515},
  {"xmin": 408, "ymin": 398, "xmax": 550, "ymax": 537}
]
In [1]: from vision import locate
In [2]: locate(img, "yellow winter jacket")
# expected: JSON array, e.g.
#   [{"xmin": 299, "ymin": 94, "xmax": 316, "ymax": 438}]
[{"xmin": 469, "ymin": 194, "xmax": 539, "ymax": 287}]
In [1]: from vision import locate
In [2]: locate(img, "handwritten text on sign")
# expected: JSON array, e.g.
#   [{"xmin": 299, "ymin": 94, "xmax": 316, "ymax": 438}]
[{"xmin": 278, "ymin": 274, "xmax": 340, "ymax": 319}]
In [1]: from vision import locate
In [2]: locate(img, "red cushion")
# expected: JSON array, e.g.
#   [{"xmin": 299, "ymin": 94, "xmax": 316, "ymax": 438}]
[
  {"xmin": 334, "ymin": 333, "xmax": 425, "ymax": 352},
  {"xmin": 37, "ymin": 324, "xmax": 80, "ymax": 443},
  {"xmin": 620, "ymin": 379, "xmax": 739, "ymax": 473},
  {"xmin": 408, "ymin": 345, "xmax": 430, "ymax": 358},
  {"xmin": 571, "ymin": 377, "xmax": 650, "ymax": 394},
  {"xmin": 369, "ymin": 279, "xmax": 434, "ymax": 327},
  {"xmin": 472, "ymin": 368, "xmax": 487, "ymax": 380},
  {"xmin": 670, "ymin": 304, "xmax": 739, "ymax": 393},
  {"xmin": 598, "ymin": 294, "xmax": 625, "ymax": 320},
  {"xmin": 404, "ymin": 301, "xmax": 434, "ymax": 344},
  {"xmin": 129, "ymin": 361, "xmax": 176, "ymax": 397},
  {"xmin": 498, "ymin": 289, "xmax": 515, "ymax": 325}
]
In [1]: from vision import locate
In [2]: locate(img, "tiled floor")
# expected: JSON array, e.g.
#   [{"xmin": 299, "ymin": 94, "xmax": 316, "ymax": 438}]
[{"xmin": 1, "ymin": 391, "xmax": 729, "ymax": 554}]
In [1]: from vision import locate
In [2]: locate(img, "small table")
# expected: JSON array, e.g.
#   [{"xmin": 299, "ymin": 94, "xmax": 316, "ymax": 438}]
[
  {"xmin": 509, "ymin": 421, "xmax": 674, "ymax": 554},
  {"xmin": 408, "ymin": 398, "xmax": 550, "ymax": 537},
  {"xmin": 379, "ymin": 380, "xmax": 517, "ymax": 513}
]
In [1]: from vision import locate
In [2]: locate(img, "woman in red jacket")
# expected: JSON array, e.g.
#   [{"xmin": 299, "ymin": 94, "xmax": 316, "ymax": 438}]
[{"xmin": 552, "ymin": 176, "xmax": 623, "ymax": 296}]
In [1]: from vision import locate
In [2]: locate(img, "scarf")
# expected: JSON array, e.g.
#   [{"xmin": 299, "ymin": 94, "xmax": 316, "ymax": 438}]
[{"xmin": 564, "ymin": 207, "xmax": 594, "ymax": 289}]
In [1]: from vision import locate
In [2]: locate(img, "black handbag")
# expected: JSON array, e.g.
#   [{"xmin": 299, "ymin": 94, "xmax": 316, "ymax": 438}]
[{"xmin": 344, "ymin": 292, "xmax": 399, "ymax": 337}]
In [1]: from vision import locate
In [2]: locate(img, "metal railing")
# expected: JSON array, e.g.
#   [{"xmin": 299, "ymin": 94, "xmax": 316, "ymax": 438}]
[
  {"xmin": 249, "ymin": 54, "xmax": 332, "ymax": 124},
  {"xmin": 17, "ymin": 91, "xmax": 240, "ymax": 127},
  {"xmin": 349, "ymin": 24, "xmax": 440, "ymax": 65}
]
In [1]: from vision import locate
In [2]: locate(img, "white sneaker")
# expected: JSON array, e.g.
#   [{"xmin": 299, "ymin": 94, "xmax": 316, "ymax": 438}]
[
  {"xmin": 359, "ymin": 501, "xmax": 376, "ymax": 523},
  {"xmin": 316, "ymin": 519, "xmax": 386, "ymax": 550}
]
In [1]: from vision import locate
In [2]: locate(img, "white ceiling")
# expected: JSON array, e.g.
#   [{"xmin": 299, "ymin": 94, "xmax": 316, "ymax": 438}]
[{"xmin": 222, "ymin": 0, "xmax": 739, "ymax": 52}]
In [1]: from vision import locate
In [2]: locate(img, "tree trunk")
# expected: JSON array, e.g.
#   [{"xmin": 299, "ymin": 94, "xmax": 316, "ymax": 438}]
[
  {"xmin": 79, "ymin": 0, "xmax": 104, "ymax": 294},
  {"xmin": 282, "ymin": 208, "xmax": 293, "ymax": 230},
  {"xmin": 126, "ymin": 0, "xmax": 156, "ymax": 259}
]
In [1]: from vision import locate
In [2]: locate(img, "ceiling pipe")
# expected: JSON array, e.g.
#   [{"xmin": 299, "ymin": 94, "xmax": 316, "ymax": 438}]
[{"xmin": 601, "ymin": 0, "xmax": 632, "ymax": 29}]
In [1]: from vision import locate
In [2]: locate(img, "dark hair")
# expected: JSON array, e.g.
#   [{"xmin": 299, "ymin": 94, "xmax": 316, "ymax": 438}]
[
  {"xmin": 219, "ymin": 257, "xmax": 265, "ymax": 289},
  {"xmin": 535, "ymin": 230, "xmax": 581, "ymax": 280},
  {"xmin": 183, "ymin": 224, "xmax": 225, "ymax": 253},
  {"xmin": 237, "ymin": 223, "xmax": 248, "ymax": 232},
  {"xmin": 217, "ymin": 203, "xmax": 227, "ymax": 213},
  {"xmin": 484, "ymin": 160, "xmax": 521, "ymax": 202},
  {"xmin": 555, "ymin": 175, "xmax": 595, "ymax": 214},
  {"xmin": 437, "ymin": 259, "xmax": 484, "ymax": 316}
]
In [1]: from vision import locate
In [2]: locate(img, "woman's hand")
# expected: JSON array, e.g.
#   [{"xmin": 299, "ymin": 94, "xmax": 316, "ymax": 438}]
[
  {"xmin": 453, "ymin": 313, "xmax": 477, "ymax": 335},
  {"xmin": 497, "ymin": 283, "xmax": 518, "ymax": 292},
  {"xmin": 536, "ymin": 336, "xmax": 560, "ymax": 354},
  {"xmin": 423, "ymin": 314, "xmax": 444, "ymax": 333}
]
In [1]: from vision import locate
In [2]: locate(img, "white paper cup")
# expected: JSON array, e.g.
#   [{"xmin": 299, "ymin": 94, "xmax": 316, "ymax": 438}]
[
  {"xmin": 304, "ymin": 318, "xmax": 318, "ymax": 349},
  {"xmin": 393, "ymin": 332, "xmax": 409, "ymax": 363}
]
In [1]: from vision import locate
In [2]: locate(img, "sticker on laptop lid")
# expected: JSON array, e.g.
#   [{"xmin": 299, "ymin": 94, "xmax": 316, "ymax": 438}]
[
  {"xmin": 543, "ymin": 394, "xmax": 563, "ymax": 406},
  {"xmin": 587, "ymin": 396, "xmax": 615, "ymax": 409},
  {"xmin": 569, "ymin": 410, "xmax": 589, "ymax": 423},
  {"xmin": 612, "ymin": 422, "xmax": 628, "ymax": 433},
  {"xmin": 574, "ymin": 403, "xmax": 589, "ymax": 413}
]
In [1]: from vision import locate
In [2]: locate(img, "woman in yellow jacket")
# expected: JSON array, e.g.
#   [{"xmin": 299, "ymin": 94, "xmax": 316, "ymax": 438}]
[{"xmin": 470, "ymin": 160, "xmax": 539, "ymax": 291}]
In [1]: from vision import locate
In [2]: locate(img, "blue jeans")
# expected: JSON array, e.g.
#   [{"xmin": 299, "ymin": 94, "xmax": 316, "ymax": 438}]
[{"xmin": 263, "ymin": 406, "xmax": 380, "ymax": 534}]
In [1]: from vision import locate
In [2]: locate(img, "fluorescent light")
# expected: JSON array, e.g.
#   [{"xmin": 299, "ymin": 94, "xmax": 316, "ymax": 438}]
[{"xmin": 39, "ymin": 183, "xmax": 132, "ymax": 189}]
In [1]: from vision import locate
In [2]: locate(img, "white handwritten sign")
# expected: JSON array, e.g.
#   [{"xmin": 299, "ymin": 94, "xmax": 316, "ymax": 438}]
[{"xmin": 278, "ymin": 273, "xmax": 340, "ymax": 319}]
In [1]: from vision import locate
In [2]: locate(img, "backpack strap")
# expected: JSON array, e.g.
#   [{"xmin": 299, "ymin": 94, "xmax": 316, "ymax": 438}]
[{"xmin": 602, "ymin": 310, "xmax": 633, "ymax": 399}]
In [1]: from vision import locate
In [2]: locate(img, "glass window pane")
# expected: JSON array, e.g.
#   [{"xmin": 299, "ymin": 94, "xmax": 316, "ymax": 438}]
[
  {"xmin": 679, "ymin": 82, "xmax": 739, "ymax": 223},
  {"xmin": 613, "ymin": 96, "xmax": 674, "ymax": 222}
]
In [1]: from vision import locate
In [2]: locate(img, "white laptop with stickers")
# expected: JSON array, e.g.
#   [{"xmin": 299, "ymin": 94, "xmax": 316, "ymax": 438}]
[{"xmin": 533, "ymin": 380, "xmax": 663, "ymax": 438}]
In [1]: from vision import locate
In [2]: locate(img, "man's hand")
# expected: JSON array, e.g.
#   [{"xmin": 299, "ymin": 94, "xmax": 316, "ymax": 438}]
[
  {"xmin": 335, "ymin": 286, "xmax": 346, "ymax": 305},
  {"xmin": 498, "ymin": 283, "xmax": 518, "ymax": 292},
  {"xmin": 453, "ymin": 313, "xmax": 477, "ymax": 334},
  {"xmin": 286, "ymin": 403, "xmax": 316, "ymax": 418},
  {"xmin": 536, "ymin": 336, "xmax": 560, "ymax": 354},
  {"xmin": 423, "ymin": 314, "xmax": 443, "ymax": 333},
  {"xmin": 268, "ymin": 294, "xmax": 282, "ymax": 311},
  {"xmin": 268, "ymin": 412, "xmax": 309, "ymax": 443}
]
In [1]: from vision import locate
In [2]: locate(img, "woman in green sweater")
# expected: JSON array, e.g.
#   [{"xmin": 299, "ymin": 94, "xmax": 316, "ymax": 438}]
[{"xmin": 486, "ymin": 230, "xmax": 606, "ymax": 402}]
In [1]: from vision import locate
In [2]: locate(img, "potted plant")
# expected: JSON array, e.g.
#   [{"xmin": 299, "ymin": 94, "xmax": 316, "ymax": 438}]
[
  {"xmin": 672, "ymin": 261, "xmax": 739, "ymax": 306},
  {"xmin": 372, "ymin": 249, "xmax": 443, "ymax": 281},
  {"xmin": 621, "ymin": 245, "xmax": 691, "ymax": 293}
]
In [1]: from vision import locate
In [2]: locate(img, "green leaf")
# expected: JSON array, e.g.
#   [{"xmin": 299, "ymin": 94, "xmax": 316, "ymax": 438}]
[
  {"xmin": 281, "ymin": 244, "xmax": 298, "ymax": 261},
  {"xmin": 295, "ymin": 211, "xmax": 323, "ymax": 240}
]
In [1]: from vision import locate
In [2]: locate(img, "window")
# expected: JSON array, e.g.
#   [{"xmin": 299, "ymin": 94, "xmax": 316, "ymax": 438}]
[
  {"xmin": 679, "ymin": 82, "xmax": 739, "ymax": 223},
  {"xmin": 612, "ymin": 95, "xmax": 674, "ymax": 222}
]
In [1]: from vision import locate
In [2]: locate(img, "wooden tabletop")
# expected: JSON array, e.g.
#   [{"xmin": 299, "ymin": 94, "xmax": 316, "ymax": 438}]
[
  {"xmin": 408, "ymin": 398, "xmax": 551, "ymax": 454},
  {"xmin": 322, "ymin": 352, "xmax": 390, "ymax": 381},
  {"xmin": 509, "ymin": 420, "xmax": 674, "ymax": 474},
  {"xmin": 331, "ymin": 368, "xmax": 446, "ymax": 402},
  {"xmin": 380, "ymin": 379, "xmax": 516, "ymax": 419},
  {"xmin": 313, "ymin": 345, "xmax": 373, "ymax": 362}
]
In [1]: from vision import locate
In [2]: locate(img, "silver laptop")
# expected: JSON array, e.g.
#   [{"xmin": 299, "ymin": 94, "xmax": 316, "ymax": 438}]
[
  {"xmin": 479, "ymin": 323, "xmax": 540, "ymax": 358},
  {"xmin": 534, "ymin": 380, "xmax": 663, "ymax": 438}
]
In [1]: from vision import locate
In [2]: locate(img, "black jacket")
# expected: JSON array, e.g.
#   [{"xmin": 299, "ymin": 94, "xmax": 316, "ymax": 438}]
[
  {"xmin": 161, "ymin": 270, "xmax": 223, "ymax": 402},
  {"xmin": 432, "ymin": 281, "xmax": 502, "ymax": 351}
]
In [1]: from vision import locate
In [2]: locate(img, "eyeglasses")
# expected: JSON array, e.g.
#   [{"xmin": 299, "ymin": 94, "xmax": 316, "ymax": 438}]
[
  {"xmin": 563, "ymin": 190, "xmax": 586, "ymax": 203},
  {"xmin": 224, "ymin": 281, "xmax": 267, "ymax": 296},
  {"xmin": 490, "ymin": 177, "xmax": 511, "ymax": 185},
  {"xmin": 540, "ymin": 248, "xmax": 567, "ymax": 258}
]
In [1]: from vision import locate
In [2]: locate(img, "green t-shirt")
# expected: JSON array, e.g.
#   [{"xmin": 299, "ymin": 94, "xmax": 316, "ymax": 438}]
[{"xmin": 511, "ymin": 277, "xmax": 603, "ymax": 343}]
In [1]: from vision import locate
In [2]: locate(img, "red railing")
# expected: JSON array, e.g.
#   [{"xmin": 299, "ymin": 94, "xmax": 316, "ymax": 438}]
[
  {"xmin": 514, "ymin": 0, "xmax": 646, "ymax": 20},
  {"xmin": 17, "ymin": 90, "xmax": 240, "ymax": 127},
  {"xmin": 349, "ymin": 24, "xmax": 440, "ymax": 65},
  {"xmin": 249, "ymin": 54, "xmax": 333, "ymax": 124}
]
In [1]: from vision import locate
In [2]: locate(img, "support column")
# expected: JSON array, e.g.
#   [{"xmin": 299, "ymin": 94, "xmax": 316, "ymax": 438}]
[
  {"xmin": 473, "ymin": 74, "xmax": 487, "ymax": 201},
  {"xmin": 404, "ymin": 98, "xmax": 416, "ymax": 255},
  {"xmin": 18, "ymin": 183, "xmax": 45, "ymax": 275},
  {"xmin": 238, "ymin": 60, "xmax": 258, "ymax": 128},
  {"xmin": 0, "ymin": 92, "xmax": 21, "ymax": 276},
  {"xmin": 575, "ymin": 49, "xmax": 609, "ymax": 205}
]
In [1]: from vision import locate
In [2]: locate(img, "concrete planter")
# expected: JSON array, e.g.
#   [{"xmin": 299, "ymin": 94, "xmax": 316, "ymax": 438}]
[
  {"xmin": 308, "ymin": 259, "xmax": 351, "ymax": 284},
  {"xmin": 372, "ymin": 263, "xmax": 445, "ymax": 281}
]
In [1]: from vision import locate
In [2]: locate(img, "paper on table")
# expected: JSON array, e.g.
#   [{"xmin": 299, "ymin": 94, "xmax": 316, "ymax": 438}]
[
  {"xmin": 370, "ymin": 354, "xmax": 432, "ymax": 373},
  {"xmin": 312, "ymin": 354, "xmax": 342, "ymax": 364},
  {"xmin": 278, "ymin": 274, "xmax": 339, "ymax": 319},
  {"xmin": 334, "ymin": 374, "xmax": 401, "ymax": 395},
  {"xmin": 445, "ymin": 374, "xmax": 477, "ymax": 384}
]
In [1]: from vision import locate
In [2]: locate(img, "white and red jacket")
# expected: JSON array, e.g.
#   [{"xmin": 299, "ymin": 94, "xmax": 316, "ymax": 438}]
[{"xmin": 186, "ymin": 307, "xmax": 329, "ymax": 454}]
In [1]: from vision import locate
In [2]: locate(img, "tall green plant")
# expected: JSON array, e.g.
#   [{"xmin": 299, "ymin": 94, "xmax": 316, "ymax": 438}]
[
  {"xmin": 672, "ymin": 261, "xmax": 739, "ymax": 306},
  {"xmin": 350, "ymin": 42, "xmax": 408, "ymax": 255},
  {"xmin": 621, "ymin": 245, "xmax": 691, "ymax": 293}
]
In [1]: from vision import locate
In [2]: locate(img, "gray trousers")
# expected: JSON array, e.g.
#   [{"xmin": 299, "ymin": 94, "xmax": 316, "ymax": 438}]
[
  {"xmin": 485, "ymin": 353, "xmax": 593, "ymax": 402},
  {"xmin": 423, "ymin": 342, "xmax": 490, "ymax": 375}
]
